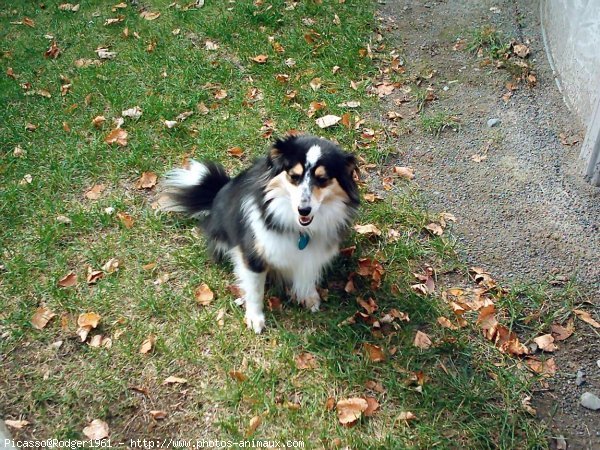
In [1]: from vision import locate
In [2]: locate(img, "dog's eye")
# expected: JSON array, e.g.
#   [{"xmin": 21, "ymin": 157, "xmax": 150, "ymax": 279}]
[
  {"xmin": 289, "ymin": 173, "xmax": 302, "ymax": 183},
  {"xmin": 314, "ymin": 176, "xmax": 329, "ymax": 186}
]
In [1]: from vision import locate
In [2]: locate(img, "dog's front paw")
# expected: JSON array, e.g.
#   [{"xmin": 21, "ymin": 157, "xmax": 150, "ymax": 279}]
[
  {"xmin": 245, "ymin": 310, "xmax": 266, "ymax": 334},
  {"xmin": 298, "ymin": 294, "xmax": 321, "ymax": 313}
]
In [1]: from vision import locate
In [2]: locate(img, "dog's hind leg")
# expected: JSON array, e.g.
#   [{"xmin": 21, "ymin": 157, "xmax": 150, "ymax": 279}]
[
  {"xmin": 291, "ymin": 268, "xmax": 321, "ymax": 313},
  {"xmin": 230, "ymin": 247, "xmax": 267, "ymax": 334}
]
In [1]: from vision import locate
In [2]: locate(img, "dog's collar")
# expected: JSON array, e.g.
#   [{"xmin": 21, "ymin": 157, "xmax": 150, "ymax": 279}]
[{"xmin": 298, "ymin": 232, "xmax": 310, "ymax": 250}]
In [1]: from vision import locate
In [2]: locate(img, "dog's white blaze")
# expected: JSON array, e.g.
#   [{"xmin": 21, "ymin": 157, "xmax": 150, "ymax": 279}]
[
  {"xmin": 306, "ymin": 145, "xmax": 322, "ymax": 167},
  {"xmin": 164, "ymin": 159, "xmax": 209, "ymax": 188}
]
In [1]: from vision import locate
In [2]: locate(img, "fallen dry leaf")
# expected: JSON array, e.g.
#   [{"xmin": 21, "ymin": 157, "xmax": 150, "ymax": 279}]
[
  {"xmin": 122, "ymin": 106, "xmax": 142, "ymax": 120},
  {"xmin": 354, "ymin": 223, "xmax": 382, "ymax": 237},
  {"xmin": 194, "ymin": 283, "xmax": 214, "ymax": 306},
  {"xmin": 5, "ymin": 419, "xmax": 30, "ymax": 429},
  {"xmin": 58, "ymin": 4, "xmax": 80, "ymax": 12},
  {"xmin": 92, "ymin": 115, "xmax": 106, "ymax": 128},
  {"xmin": 393, "ymin": 166, "xmax": 415, "ymax": 180},
  {"xmin": 533, "ymin": 334, "xmax": 557, "ymax": 352},
  {"xmin": 573, "ymin": 309, "xmax": 600, "ymax": 329},
  {"xmin": 83, "ymin": 419, "xmax": 109, "ymax": 440},
  {"xmin": 58, "ymin": 271, "xmax": 78, "ymax": 287},
  {"xmin": 512, "ymin": 43, "xmax": 530, "ymax": 58},
  {"xmin": 336, "ymin": 398, "xmax": 368, "ymax": 426},
  {"xmin": 102, "ymin": 258, "xmax": 120, "ymax": 274},
  {"xmin": 163, "ymin": 375, "xmax": 188, "ymax": 385},
  {"xmin": 437, "ymin": 316, "xmax": 458, "ymax": 330},
  {"xmin": 116, "ymin": 212, "xmax": 134, "ymax": 229},
  {"xmin": 413, "ymin": 330, "xmax": 432, "ymax": 349},
  {"xmin": 397, "ymin": 411, "xmax": 417, "ymax": 422},
  {"xmin": 425, "ymin": 223, "xmax": 443, "ymax": 236},
  {"xmin": 44, "ymin": 41, "xmax": 60, "ymax": 59},
  {"xmin": 86, "ymin": 266, "xmax": 104, "ymax": 284},
  {"xmin": 139, "ymin": 335, "xmax": 156, "ymax": 354},
  {"xmin": 135, "ymin": 172, "xmax": 157, "ymax": 189},
  {"xmin": 551, "ymin": 321, "xmax": 574, "ymax": 341},
  {"xmin": 227, "ymin": 147, "xmax": 244, "ymax": 158},
  {"xmin": 526, "ymin": 358, "xmax": 557, "ymax": 377},
  {"xmin": 363, "ymin": 343, "xmax": 385, "ymax": 362},
  {"xmin": 251, "ymin": 54, "xmax": 268, "ymax": 64},
  {"xmin": 140, "ymin": 11, "xmax": 160, "ymax": 20},
  {"xmin": 316, "ymin": 114, "xmax": 341, "ymax": 129},
  {"xmin": 246, "ymin": 415, "xmax": 261, "ymax": 437},
  {"xmin": 229, "ymin": 370, "xmax": 248, "ymax": 382},
  {"xmin": 149, "ymin": 410, "xmax": 167, "ymax": 420},
  {"xmin": 31, "ymin": 306, "xmax": 56, "ymax": 330},
  {"xmin": 364, "ymin": 396, "xmax": 379, "ymax": 417},
  {"xmin": 96, "ymin": 48, "xmax": 116, "ymax": 59},
  {"xmin": 295, "ymin": 352, "xmax": 318, "ymax": 370},
  {"xmin": 104, "ymin": 128, "xmax": 128, "ymax": 146},
  {"xmin": 365, "ymin": 380, "xmax": 386, "ymax": 393}
]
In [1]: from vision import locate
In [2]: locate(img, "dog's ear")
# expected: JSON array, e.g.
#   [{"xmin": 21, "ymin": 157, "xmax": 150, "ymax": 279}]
[
  {"xmin": 268, "ymin": 135, "xmax": 298, "ymax": 168},
  {"xmin": 345, "ymin": 153, "xmax": 359, "ymax": 180}
]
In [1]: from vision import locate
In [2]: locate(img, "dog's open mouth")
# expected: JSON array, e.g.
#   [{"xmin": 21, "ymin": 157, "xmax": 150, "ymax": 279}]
[{"xmin": 298, "ymin": 215, "xmax": 313, "ymax": 226}]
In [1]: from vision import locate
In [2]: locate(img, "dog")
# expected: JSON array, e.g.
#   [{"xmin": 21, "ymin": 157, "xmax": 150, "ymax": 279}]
[{"xmin": 160, "ymin": 134, "xmax": 360, "ymax": 333}]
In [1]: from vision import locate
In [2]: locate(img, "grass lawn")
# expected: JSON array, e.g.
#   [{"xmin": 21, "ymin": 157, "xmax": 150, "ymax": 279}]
[{"xmin": 0, "ymin": 1, "xmax": 557, "ymax": 448}]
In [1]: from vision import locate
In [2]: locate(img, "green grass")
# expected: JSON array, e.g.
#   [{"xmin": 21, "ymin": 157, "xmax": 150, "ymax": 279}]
[
  {"xmin": 420, "ymin": 111, "xmax": 461, "ymax": 136},
  {"xmin": 0, "ymin": 1, "xmax": 556, "ymax": 448},
  {"xmin": 467, "ymin": 25, "xmax": 510, "ymax": 60}
]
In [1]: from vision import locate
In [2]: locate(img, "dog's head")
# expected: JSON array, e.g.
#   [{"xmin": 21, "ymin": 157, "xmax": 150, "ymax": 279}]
[{"xmin": 265, "ymin": 134, "xmax": 359, "ymax": 230}]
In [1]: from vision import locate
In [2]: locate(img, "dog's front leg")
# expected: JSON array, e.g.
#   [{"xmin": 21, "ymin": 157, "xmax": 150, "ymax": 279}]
[
  {"xmin": 231, "ymin": 248, "xmax": 267, "ymax": 334},
  {"xmin": 292, "ymin": 269, "xmax": 321, "ymax": 313}
]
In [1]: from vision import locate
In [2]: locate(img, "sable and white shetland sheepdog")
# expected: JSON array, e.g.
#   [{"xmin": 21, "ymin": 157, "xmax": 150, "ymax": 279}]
[{"xmin": 160, "ymin": 134, "xmax": 360, "ymax": 333}]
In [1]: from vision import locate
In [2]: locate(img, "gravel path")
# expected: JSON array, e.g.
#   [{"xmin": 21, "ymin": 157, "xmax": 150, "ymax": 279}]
[{"xmin": 378, "ymin": 0, "xmax": 600, "ymax": 448}]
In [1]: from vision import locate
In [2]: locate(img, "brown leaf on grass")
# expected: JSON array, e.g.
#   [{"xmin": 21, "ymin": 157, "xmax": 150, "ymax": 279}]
[
  {"xmin": 246, "ymin": 415, "xmax": 261, "ymax": 437},
  {"xmin": 397, "ymin": 411, "xmax": 417, "ymax": 422},
  {"xmin": 364, "ymin": 397, "xmax": 379, "ymax": 416},
  {"xmin": 85, "ymin": 184, "xmax": 106, "ymax": 200},
  {"xmin": 83, "ymin": 419, "xmax": 109, "ymax": 440},
  {"xmin": 140, "ymin": 11, "xmax": 161, "ymax": 20},
  {"xmin": 86, "ymin": 267, "xmax": 104, "ymax": 284},
  {"xmin": 365, "ymin": 380, "xmax": 386, "ymax": 393},
  {"xmin": 250, "ymin": 54, "xmax": 268, "ymax": 64},
  {"xmin": 336, "ymin": 398, "xmax": 368, "ymax": 426},
  {"xmin": 437, "ymin": 316, "xmax": 458, "ymax": 330},
  {"xmin": 194, "ymin": 283, "xmax": 214, "ymax": 306},
  {"xmin": 307, "ymin": 100, "xmax": 326, "ymax": 118},
  {"xmin": 162, "ymin": 375, "xmax": 188, "ymax": 385},
  {"xmin": 5, "ymin": 419, "xmax": 30, "ymax": 429},
  {"xmin": 356, "ymin": 258, "xmax": 385, "ymax": 289},
  {"xmin": 149, "ymin": 410, "xmax": 167, "ymax": 420},
  {"xmin": 393, "ymin": 166, "xmax": 415, "ymax": 180},
  {"xmin": 58, "ymin": 271, "xmax": 78, "ymax": 287},
  {"xmin": 92, "ymin": 116, "xmax": 106, "ymax": 128},
  {"xmin": 227, "ymin": 147, "xmax": 244, "ymax": 158},
  {"xmin": 363, "ymin": 343, "xmax": 385, "ymax": 362},
  {"xmin": 414, "ymin": 331, "xmax": 432, "ymax": 349},
  {"xmin": 425, "ymin": 223, "xmax": 444, "ymax": 236},
  {"xmin": 316, "ymin": 114, "xmax": 341, "ymax": 129},
  {"xmin": 31, "ymin": 306, "xmax": 56, "ymax": 330},
  {"xmin": 363, "ymin": 193, "xmax": 382, "ymax": 203},
  {"xmin": 77, "ymin": 312, "xmax": 101, "ymax": 342},
  {"xmin": 117, "ymin": 212, "xmax": 134, "ymax": 229},
  {"xmin": 75, "ymin": 58, "xmax": 103, "ymax": 68},
  {"xmin": 229, "ymin": 370, "xmax": 248, "ymax": 382},
  {"xmin": 295, "ymin": 352, "xmax": 318, "ymax": 370},
  {"xmin": 325, "ymin": 397, "xmax": 336, "ymax": 411},
  {"xmin": 104, "ymin": 128, "xmax": 128, "ymax": 146},
  {"xmin": 512, "ymin": 43, "xmax": 530, "ymax": 58},
  {"xmin": 22, "ymin": 17, "xmax": 35, "ymax": 27},
  {"xmin": 357, "ymin": 297, "xmax": 378, "ymax": 315},
  {"xmin": 102, "ymin": 258, "xmax": 120, "ymax": 274},
  {"xmin": 135, "ymin": 172, "xmax": 158, "ymax": 189},
  {"xmin": 573, "ymin": 309, "xmax": 600, "ymax": 329},
  {"xmin": 139, "ymin": 334, "xmax": 156, "ymax": 354},
  {"xmin": 551, "ymin": 320, "xmax": 574, "ymax": 341},
  {"xmin": 44, "ymin": 41, "xmax": 60, "ymax": 59},
  {"xmin": 339, "ymin": 246, "xmax": 356, "ymax": 257},
  {"xmin": 59, "ymin": 4, "xmax": 80, "ymax": 12},
  {"xmin": 354, "ymin": 223, "xmax": 381, "ymax": 236},
  {"xmin": 533, "ymin": 334, "xmax": 557, "ymax": 352},
  {"xmin": 341, "ymin": 112, "xmax": 351, "ymax": 129},
  {"xmin": 214, "ymin": 89, "xmax": 228, "ymax": 100},
  {"xmin": 526, "ymin": 358, "xmax": 557, "ymax": 377}
]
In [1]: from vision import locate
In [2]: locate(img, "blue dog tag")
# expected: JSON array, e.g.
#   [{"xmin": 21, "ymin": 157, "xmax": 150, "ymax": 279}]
[{"xmin": 298, "ymin": 233, "xmax": 310, "ymax": 250}]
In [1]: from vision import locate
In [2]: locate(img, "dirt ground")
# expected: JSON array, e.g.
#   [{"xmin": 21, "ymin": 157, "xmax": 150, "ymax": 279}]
[{"xmin": 377, "ymin": 0, "xmax": 600, "ymax": 448}]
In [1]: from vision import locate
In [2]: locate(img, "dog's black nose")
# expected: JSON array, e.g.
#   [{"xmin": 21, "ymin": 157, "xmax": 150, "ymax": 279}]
[{"xmin": 298, "ymin": 206, "xmax": 312, "ymax": 216}]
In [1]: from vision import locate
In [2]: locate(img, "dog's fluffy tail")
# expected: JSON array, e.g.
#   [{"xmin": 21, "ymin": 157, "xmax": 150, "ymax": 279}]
[{"xmin": 160, "ymin": 160, "xmax": 230, "ymax": 218}]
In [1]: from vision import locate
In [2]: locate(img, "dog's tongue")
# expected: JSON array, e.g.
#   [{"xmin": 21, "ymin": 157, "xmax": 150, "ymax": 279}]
[{"xmin": 299, "ymin": 216, "xmax": 312, "ymax": 225}]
